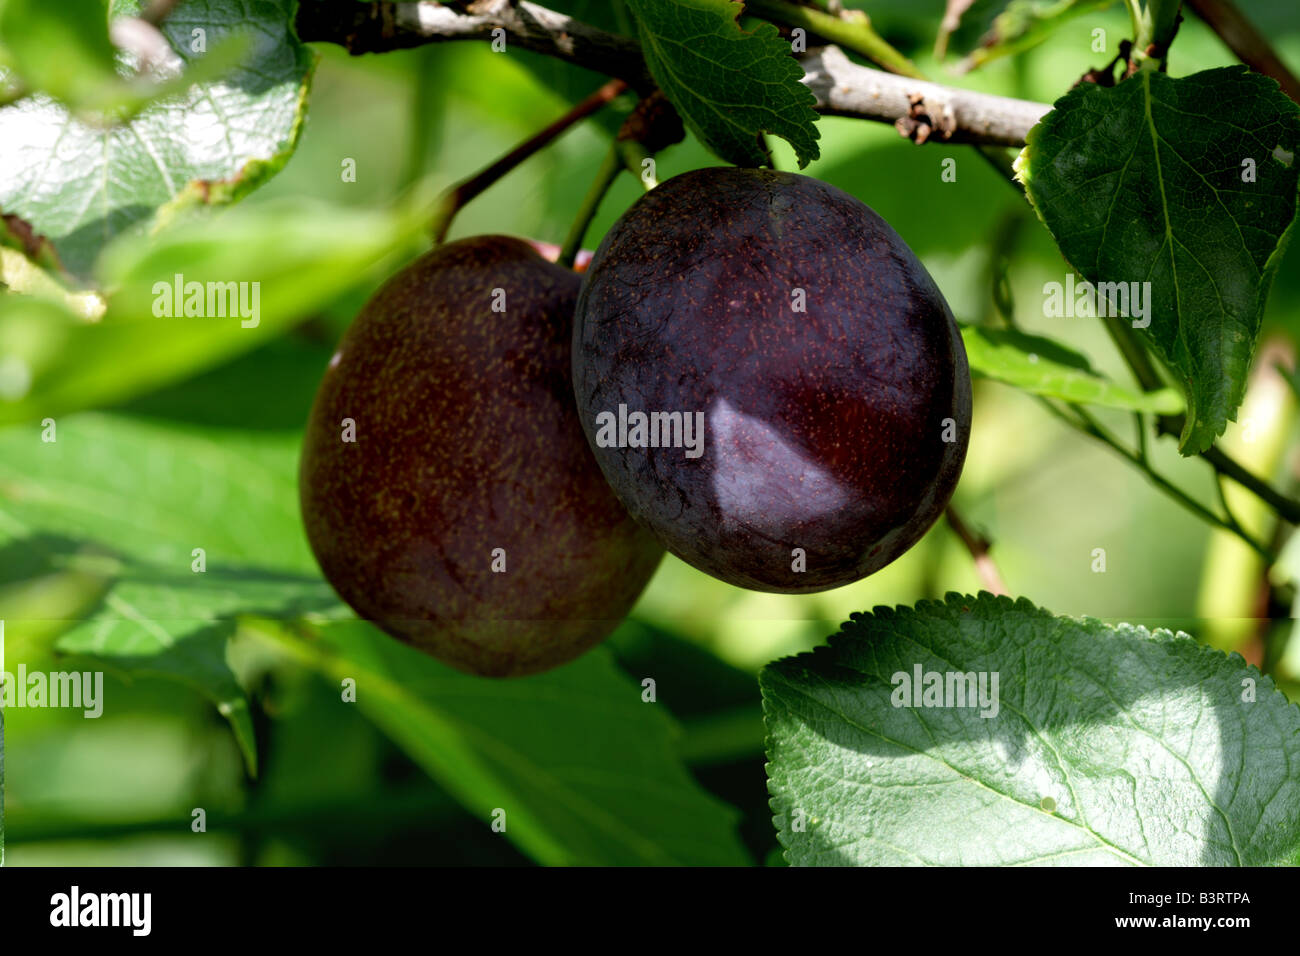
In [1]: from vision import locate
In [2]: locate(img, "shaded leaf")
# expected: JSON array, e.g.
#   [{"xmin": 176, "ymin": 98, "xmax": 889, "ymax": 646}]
[
  {"xmin": 763, "ymin": 593, "xmax": 1300, "ymax": 866},
  {"xmin": 1016, "ymin": 67, "xmax": 1300, "ymax": 454},
  {"xmin": 0, "ymin": 410, "xmax": 340, "ymax": 772},
  {"xmin": 0, "ymin": 0, "xmax": 120, "ymax": 109},
  {"xmin": 0, "ymin": 197, "xmax": 424, "ymax": 426},
  {"xmin": 625, "ymin": 0, "xmax": 819, "ymax": 167},
  {"xmin": 256, "ymin": 617, "xmax": 753, "ymax": 866}
]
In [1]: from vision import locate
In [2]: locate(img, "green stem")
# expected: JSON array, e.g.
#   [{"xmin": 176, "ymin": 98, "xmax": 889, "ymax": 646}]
[
  {"xmin": 558, "ymin": 143, "xmax": 624, "ymax": 269},
  {"xmin": 1038, "ymin": 398, "xmax": 1275, "ymax": 562},
  {"xmin": 1103, "ymin": 313, "xmax": 1165, "ymax": 392},
  {"xmin": 1133, "ymin": 411, "xmax": 1149, "ymax": 462},
  {"xmin": 1146, "ymin": 0, "xmax": 1185, "ymax": 53},
  {"xmin": 1202, "ymin": 444, "xmax": 1300, "ymax": 524},
  {"xmin": 746, "ymin": 0, "xmax": 924, "ymax": 79},
  {"xmin": 1213, "ymin": 473, "xmax": 1248, "ymax": 539},
  {"xmin": 1104, "ymin": 313, "xmax": 1300, "ymax": 524},
  {"xmin": 987, "ymin": 210, "xmax": 1025, "ymax": 328},
  {"xmin": 1125, "ymin": 0, "xmax": 1151, "ymax": 48},
  {"xmin": 1128, "ymin": 0, "xmax": 1182, "ymax": 70},
  {"xmin": 617, "ymin": 138, "xmax": 657, "ymax": 190}
]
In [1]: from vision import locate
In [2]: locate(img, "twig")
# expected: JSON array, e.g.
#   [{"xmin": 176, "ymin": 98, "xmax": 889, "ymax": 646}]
[
  {"xmin": 1201, "ymin": 444, "xmax": 1300, "ymax": 525},
  {"xmin": 944, "ymin": 507, "xmax": 1009, "ymax": 596},
  {"xmin": 1133, "ymin": 411, "xmax": 1148, "ymax": 463},
  {"xmin": 1103, "ymin": 314, "xmax": 1300, "ymax": 525},
  {"xmin": 1037, "ymin": 397, "xmax": 1275, "ymax": 562},
  {"xmin": 1213, "ymin": 473, "xmax": 1250, "ymax": 542},
  {"xmin": 747, "ymin": 0, "xmax": 923, "ymax": 78},
  {"xmin": 803, "ymin": 46, "xmax": 1049, "ymax": 146},
  {"xmin": 296, "ymin": 2, "xmax": 1052, "ymax": 147},
  {"xmin": 430, "ymin": 77, "xmax": 626, "ymax": 243},
  {"xmin": 1184, "ymin": 0, "xmax": 1300, "ymax": 102},
  {"xmin": 296, "ymin": 0, "xmax": 655, "ymax": 89}
]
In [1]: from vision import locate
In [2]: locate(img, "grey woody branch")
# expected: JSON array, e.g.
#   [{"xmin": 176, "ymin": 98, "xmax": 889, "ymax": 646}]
[
  {"xmin": 805, "ymin": 46, "xmax": 1049, "ymax": 146},
  {"xmin": 296, "ymin": 0, "xmax": 654, "ymax": 90},
  {"xmin": 295, "ymin": 0, "xmax": 1052, "ymax": 148}
]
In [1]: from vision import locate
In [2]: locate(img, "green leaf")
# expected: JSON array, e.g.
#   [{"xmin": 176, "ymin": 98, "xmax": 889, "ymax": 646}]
[
  {"xmin": 0, "ymin": 0, "xmax": 119, "ymax": 108},
  {"xmin": 961, "ymin": 324, "xmax": 1184, "ymax": 413},
  {"xmin": 0, "ymin": 0, "xmax": 315, "ymax": 278},
  {"xmin": 0, "ymin": 197, "xmax": 423, "ymax": 426},
  {"xmin": 0, "ymin": 238, "xmax": 104, "ymax": 319},
  {"xmin": 625, "ymin": 0, "xmax": 819, "ymax": 167},
  {"xmin": 1015, "ymin": 67, "xmax": 1300, "ymax": 455},
  {"xmin": 255, "ymin": 618, "xmax": 753, "ymax": 867},
  {"xmin": 762, "ymin": 593, "xmax": 1300, "ymax": 866},
  {"xmin": 0, "ymin": 0, "xmax": 248, "ymax": 119},
  {"xmin": 0, "ymin": 408, "xmax": 340, "ymax": 773}
]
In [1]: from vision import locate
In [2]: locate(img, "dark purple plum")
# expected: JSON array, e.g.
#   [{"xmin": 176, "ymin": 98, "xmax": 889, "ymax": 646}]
[
  {"xmin": 301, "ymin": 235, "xmax": 663, "ymax": 676},
  {"xmin": 573, "ymin": 167, "xmax": 970, "ymax": 593}
]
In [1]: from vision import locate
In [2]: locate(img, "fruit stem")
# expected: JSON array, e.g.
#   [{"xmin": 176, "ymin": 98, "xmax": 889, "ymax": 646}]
[
  {"xmin": 430, "ymin": 77, "xmax": 627, "ymax": 244},
  {"xmin": 746, "ymin": 0, "xmax": 924, "ymax": 80},
  {"xmin": 558, "ymin": 143, "xmax": 625, "ymax": 269},
  {"xmin": 617, "ymin": 139, "xmax": 657, "ymax": 190},
  {"xmin": 944, "ymin": 507, "xmax": 1010, "ymax": 596}
]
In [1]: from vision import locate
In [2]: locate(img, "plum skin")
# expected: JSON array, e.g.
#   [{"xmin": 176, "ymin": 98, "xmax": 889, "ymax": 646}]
[
  {"xmin": 300, "ymin": 235, "xmax": 663, "ymax": 677},
  {"xmin": 572, "ymin": 167, "xmax": 971, "ymax": 593}
]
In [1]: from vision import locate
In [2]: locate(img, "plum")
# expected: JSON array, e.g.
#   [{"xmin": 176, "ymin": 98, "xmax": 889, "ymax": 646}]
[
  {"xmin": 573, "ymin": 167, "xmax": 970, "ymax": 593},
  {"xmin": 300, "ymin": 235, "xmax": 663, "ymax": 676}
]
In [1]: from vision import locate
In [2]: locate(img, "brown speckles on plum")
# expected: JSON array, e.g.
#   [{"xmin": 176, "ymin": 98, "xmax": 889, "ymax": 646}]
[{"xmin": 300, "ymin": 235, "xmax": 663, "ymax": 677}]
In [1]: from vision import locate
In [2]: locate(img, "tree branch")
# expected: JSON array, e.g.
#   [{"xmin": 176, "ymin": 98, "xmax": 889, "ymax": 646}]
[
  {"xmin": 945, "ymin": 507, "xmax": 1009, "ymax": 596},
  {"xmin": 295, "ymin": 1, "xmax": 1051, "ymax": 148},
  {"xmin": 296, "ymin": 0, "xmax": 654, "ymax": 90},
  {"xmin": 806, "ymin": 46, "xmax": 1048, "ymax": 146},
  {"xmin": 1184, "ymin": 0, "xmax": 1300, "ymax": 103}
]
